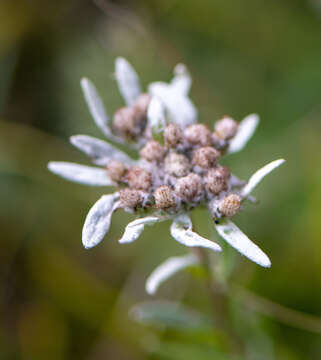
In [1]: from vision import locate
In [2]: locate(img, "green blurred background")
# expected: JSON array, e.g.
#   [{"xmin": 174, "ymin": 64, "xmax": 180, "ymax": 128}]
[{"xmin": 1, "ymin": 0, "xmax": 321, "ymax": 359}]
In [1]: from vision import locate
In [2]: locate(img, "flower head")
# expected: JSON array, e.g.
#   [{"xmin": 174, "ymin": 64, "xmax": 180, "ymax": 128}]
[{"xmin": 48, "ymin": 57, "xmax": 285, "ymax": 295}]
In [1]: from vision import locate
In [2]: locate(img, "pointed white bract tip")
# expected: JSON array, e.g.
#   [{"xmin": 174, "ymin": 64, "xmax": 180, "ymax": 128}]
[
  {"xmin": 47, "ymin": 161, "xmax": 61, "ymax": 173},
  {"xmin": 115, "ymin": 56, "xmax": 126, "ymax": 65},
  {"xmin": 80, "ymin": 78, "xmax": 94, "ymax": 97},
  {"xmin": 145, "ymin": 254, "xmax": 198, "ymax": 295},
  {"xmin": 145, "ymin": 283, "xmax": 156, "ymax": 296},
  {"xmin": 119, "ymin": 217, "xmax": 159, "ymax": 244},
  {"xmin": 215, "ymin": 219, "xmax": 271, "ymax": 268},
  {"xmin": 115, "ymin": 58, "xmax": 126, "ymax": 75},
  {"xmin": 82, "ymin": 241, "xmax": 95, "ymax": 250},
  {"xmin": 115, "ymin": 57, "xmax": 131, "ymax": 71},
  {"xmin": 241, "ymin": 158, "xmax": 286, "ymax": 198},
  {"xmin": 80, "ymin": 76, "xmax": 111, "ymax": 135},
  {"xmin": 118, "ymin": 223, "xmax": 144, "ymax": 244},
  {"xmin": 146, "ymin": 286, "xmax": 155, "ymax": 296},
  {"xmin": 174, "ymin": 63, "xmax": 188, "ymax": 76},
  {"xmin": 263, "ymin": 258, "xmax": 272, "ymax": 268},
  {"xmin": 115, "ymin": 57, "xmax": 141, "ymax": 106},
  {"xmin": 246, "ymin": 113, "xmax": 259, "ymax": 122},
  {"xmin": 228, "ymin": 113, "xmax": 260, "ymax": 154},
  {"xmin": 243, "ymin": 113, "xmax": 260, "ymax": 129},
  {"xmin": 69, "ymin": 135, "xmax": 77, "ymax": 145},
  {"xmin": 69, "ymin": 134, "xmax": 134, "ymax": 166},
  {"xmin": 48, "ymin": 161, "xmax": 66, "ymax": 177},
  {"xmin": 48, "ymin": 161, "xmax": 115, "ymax": 186},
  {"xmin": 80, "ymin": 77, "xmax": 89, "ymax": 87}
]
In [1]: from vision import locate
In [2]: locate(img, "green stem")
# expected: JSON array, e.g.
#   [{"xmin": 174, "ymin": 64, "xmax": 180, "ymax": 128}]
[{"xmin": 193, "ymin": 247, "xmax": 244, "ymax": 355}]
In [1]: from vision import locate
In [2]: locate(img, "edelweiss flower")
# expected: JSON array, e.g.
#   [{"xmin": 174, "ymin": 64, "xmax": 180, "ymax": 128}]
[{"xmin": 48, "ymin": 58, "xmax": 285, "ymax": 295}]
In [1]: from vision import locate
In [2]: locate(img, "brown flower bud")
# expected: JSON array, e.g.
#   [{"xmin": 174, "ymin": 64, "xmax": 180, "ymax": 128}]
[
  {"xmin": 164, "ymin": 123, "xmax": 183, "ymax": 148},
  {"xmin": 106, "ymin": 160, "xmax": 127, "ymax": 182},
  {"xmin": 119, "ymin": 188, "xmax": 143, "ymax": 209},
  {"xmin": 113, "ymin": 107, "xmax": 137, "ymax": 138},
  {"xmin": 193, "ymin": 146, "xmax": 220, "ymax": 169},
  {"xmin": 205, "ymin": 166, "xmax": 230, "ymax": 195},
  {"xmin": 219, "ymin": 194, "xmax": 241, "ymax": 217},
  {"xmin": 133, "ymin": 93, "xmax": 151, "ymax": 116},
  {"xmin": 175, "ymin": 173, "xmax": 203, "ymax": 201},
  {"xmin": 125, "ymin": 166, "xmax": 152, "ymax": 191},
  {"xmin": 184, "ymin": 124, "xmax": 212, "ymax": 146},
  {"xmin": 153, "ymin": 185, "xmax": 175, "ymax": 209},
  {"xmin": 164, "ymin": 152, "xmax": 191, "ymax": 177},
  {"xmin": 214, "ymin": 116, "xmax": 238, "ymax": 140},
  {"xmin": 140, "ymin": 140, "xmax": 166, "ymax": 162}
]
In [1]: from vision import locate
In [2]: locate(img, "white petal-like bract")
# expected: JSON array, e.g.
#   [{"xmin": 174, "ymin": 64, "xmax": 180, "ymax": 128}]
[
  {"xmin": 215, "ymin": 219, "xmax": 271, "ymax": 267},
  {"xmin": 48, "ymin": 161, "xmax": 114, "ymax": 186},
  {"xmin": 146, "ymin": 253, "xmax": 198, "ymax": 295},
  {"xmin": 81, "ymin": 78, "xmax": 110, "ymax": 133},
  {"xmin": 70, "ymin": 135, "xmax": 134, "ymax": 166},
  {"xmin": 119, "ymin": 216, "xmax": 159, "ymax": 244},
  {"xmin": 115, "ymin": 57, "xmax": 141, "ymax": 106},
  {"xmin": 241, "ymin": 159, "xmax": 285, "ymax": 198},
  {"xmin": 228, "ymin": 114, "xmax": 259, "ymax": 154},
  {"xmin": 82, "ymin": 194, "xmax": 118, "ymax": 249},
  {"xmin": 170, "ymin": 214, "xmax": 222, "ymax": 252},
  {"xmin": 147, "ymin": 97, "xmax": 167, "ymax": 136},
  {"xmin": 148, "ymin": 82, "xmax": 197, "ymax": 129},
  {"xmin": 171, "ymin": 63, "xmax": 192, "ymax": 95},
  {"xmin": 81, "ymin": 78, "xmax": 128, "ymax": 145}
]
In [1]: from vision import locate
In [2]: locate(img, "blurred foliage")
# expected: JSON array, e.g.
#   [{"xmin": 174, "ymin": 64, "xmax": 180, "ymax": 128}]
[{"xmin": 1, "ymin": 0, "xmax": 321, "ymax": 359}]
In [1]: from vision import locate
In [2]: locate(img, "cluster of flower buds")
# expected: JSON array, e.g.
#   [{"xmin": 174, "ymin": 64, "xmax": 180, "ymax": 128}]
[
  {"xmin": 109, "ymin": 112, "xmax": 243, "ymax": 220},
  {"xmin": 49, "ymin": 58, "xmax": 285, "ymax": 294}
]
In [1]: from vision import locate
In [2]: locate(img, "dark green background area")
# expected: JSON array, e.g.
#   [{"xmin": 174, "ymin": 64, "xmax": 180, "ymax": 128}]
[{"xmin": 1, "ymin": 0, "xmax": 321, "ymax": 359}]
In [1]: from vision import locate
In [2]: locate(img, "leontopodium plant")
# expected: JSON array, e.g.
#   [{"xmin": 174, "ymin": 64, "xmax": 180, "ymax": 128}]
[{"xmin": 48, "ymin": 58, "xmax": 285, "ymax": 295}]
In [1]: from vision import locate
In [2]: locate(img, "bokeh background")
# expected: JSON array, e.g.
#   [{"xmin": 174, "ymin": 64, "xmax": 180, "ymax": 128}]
[{"xmin": 1, "ymin": 0, "xmax": 321, "ymax": 359}]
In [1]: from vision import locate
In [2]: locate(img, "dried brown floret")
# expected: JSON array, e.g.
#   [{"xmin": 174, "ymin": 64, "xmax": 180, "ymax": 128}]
[
  {"xmin": 113, "ymin": 107, "xmax": 137, "ymax": 138},
  {"xmin": 184, "ymin": 124, "xmax": 212, "ymax": 146},
  {"xmin": 106, "ymin": 160, "xmax": 127, "ymax": 182},
  {"xmin": 175, "ymin": 173, "xmax": 203, "ymax": 201},
  {"xmin": 214, "ymin": 116, "xmax": 238, "ymax": 140},
  {"xmin": 164, "ymin": 123, "xmax": 183, "ymax": 148},
  {"xmin": 125, "ymin": 166, "xmax": 152, "ymax": 191},
  {"xmin": 193, "ymin": 146, "xmax": 220, "ymax": 169},
  {"xmin": 205, "ymin": 166, "xmax": 230, "ymax": 195},
  {"xmin": 154, "ymin": 185, "xmax": 176, "ymax": 209},
  {"xmin": 140, "ymin": 140, "xmax": 166, "ymax": 162},
  {"xmin": 119, "ymin": 188, "xmax": 143, "ymax": 209},
  {"xmin": 164, "ymin": 152, "xmax": 191, "ymax": 177},
  {"xmin": 219, "ymin": 194, "xmax": 241, "ymax": 217},
  {"xmin": 113, "ymin": 101, "xmax": 148, "ymax": 139}
]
